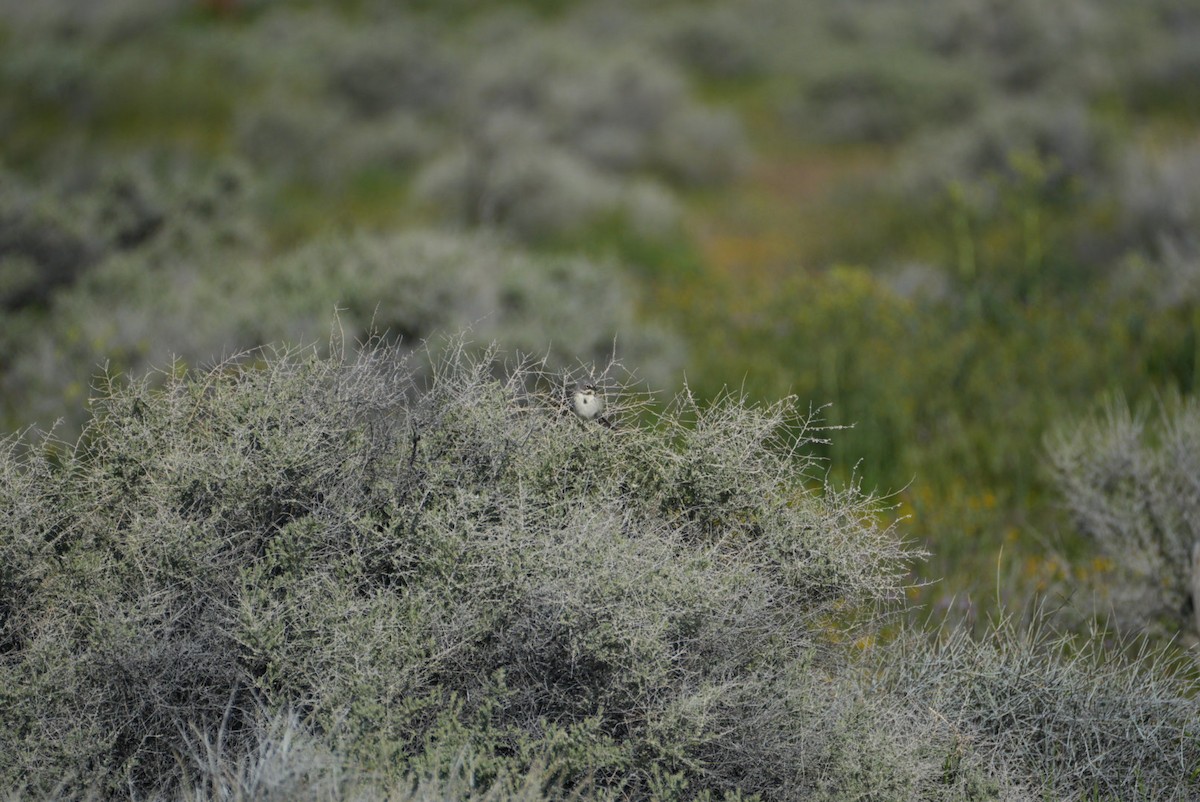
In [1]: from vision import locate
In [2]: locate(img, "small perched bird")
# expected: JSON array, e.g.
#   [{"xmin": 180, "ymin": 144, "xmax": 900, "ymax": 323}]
[{"xmin": 572, "ymin": 382, "xmax": 611, "ymax": 427}]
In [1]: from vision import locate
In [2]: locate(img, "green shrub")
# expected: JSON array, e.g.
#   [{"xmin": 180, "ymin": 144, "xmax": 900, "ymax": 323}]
[
  {"xmin": 178, "ymin": 708, "xmax": 560, "ymax": 802},
  {"xmin": 325, "ymin": 22, "xmax": 461, "ymax": 119},
  {"xmin": 0, "ymin": 156, "xmax": 256, "ymax": 308},
  {"xmin": 412, "ymin": 126, "xmax": 626, "ymax": 241},
  {"xmin": 0, "ymin": 0, "xmax": 189, "ymax": 46},
  {"xmin": 876, "ymin": 610, "xmax": 1200, "ymax": 800},
  {"xmin": 235, "ymin": 94, "xmax": 439, "ymax": 189},
  {"xmin": 894, "ymin": 96, "xmax": 1108, "ymax": 209},
  {"xmin": 411, "ymin": 28, "xmax": 745, "ymax": 241},
  {"xmin": 1119, "ymin": 1, "xmax": 1200, "ymax": 112},
  {"xmin": 788, "ymin": 48, "xmax": 980, "ymax": 145},
  {"xmin": 1118, "ymin": 140, "xmax": 1200, "ymax": 259},
  {"xmin": 234, "ymin": 13, "xmax": 450, "ymax": 187},
  {"xmin": 0, "ymin": 172, "xmax": 103, "ymax": 309},
  {"xmin": 4, "ymin": 338, "xmax": 1196, "ymax": 800},
  {"xmin": 0, "ymin": 229, "xmax": 681, "ymax": 435},
  {"xmin": 654, "ymin": 4, "xmax": 770, "ymax": 82},
  {"xmin": 1049, "ymin": 396, "xmax": 1200, "ymax": 637},
  {"xmin": 223, "ymin": 6, "xmax": 746, "ymax": 238},
  {"xmin": 916, "ymin": 0, "xmax": 1114, "ymax": 94},
  {"xmin": 0, "ymin": 338, "xmax": 923, "ymax": 798}
]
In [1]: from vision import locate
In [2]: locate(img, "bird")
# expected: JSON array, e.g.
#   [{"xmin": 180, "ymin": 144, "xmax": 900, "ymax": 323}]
[{"xmin": 572, "ymin": 382, "xmax": 611, "ymax": 427}]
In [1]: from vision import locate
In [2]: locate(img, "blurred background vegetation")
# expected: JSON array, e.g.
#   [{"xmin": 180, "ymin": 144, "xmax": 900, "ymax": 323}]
[{"xmin": 3, "ymin": 0, "xmax": 1200, "ymax": 643}]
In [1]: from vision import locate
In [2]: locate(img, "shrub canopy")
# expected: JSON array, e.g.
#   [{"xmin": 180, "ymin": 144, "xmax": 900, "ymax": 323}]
[
  {"xmin": 0, "ymin": 339, "xmax": 918, "ymax": 799},
  {"xmin": 3, "ymin": 340, "xmax": 1198, "ymax": 800}
]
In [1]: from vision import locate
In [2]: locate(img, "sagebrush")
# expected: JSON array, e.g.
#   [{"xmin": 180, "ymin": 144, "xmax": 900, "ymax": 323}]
[{"xmin": 3, "ymin": 340, "xmax": 1197, "ymax": 800}]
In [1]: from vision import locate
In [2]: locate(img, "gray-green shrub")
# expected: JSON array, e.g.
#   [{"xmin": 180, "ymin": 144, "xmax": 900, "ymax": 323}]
[
  {"xmin": 5, "ymin": 339, "xmax": 1197, "ymax": 799},
  {"xmin": 893, "ymin": 95, "xmax": 1107, "ymax": 208},
  {"xmin": 0, "ymin": 338, "xmax": 922, "ymax": 798},
  {"xmin": 876, "ymin": 610, "xmax": 1200, "ymax": 801},
  {"xmin": 411, "ymin": 28, "xmax": 744, "ymax": 240},
  {"xmin": 1049, "ymin": 397, "xmax": 1200, "ymax": 637},
  {"xmin": 0, "ymin": 228, "xmax": 681, "ymax": 435},
  {"xmin": 227, "ymin": 7, "xmax": 745, "ymax": 239},
  {"xmin": 1118, "ymin": 140, "xmax": 1200, "ymax": 258},
  {"xmin": 789, "ymin": 48, "xmax": 980, "ymax": 145}
]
